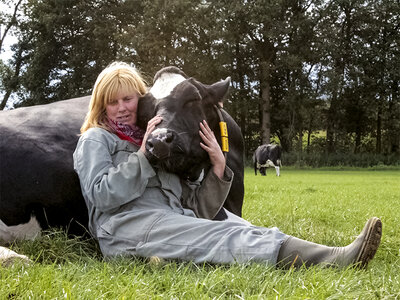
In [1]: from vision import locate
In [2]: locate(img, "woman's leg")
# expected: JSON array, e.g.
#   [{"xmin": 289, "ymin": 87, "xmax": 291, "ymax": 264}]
[
  {"xmin": 134, "ymin": 213, "xmax": 287, "ymax": 265},
  {"xmin": 222, "ymin": 208, "xmax": 252, "ymax": 226},
  {"xmin": 277, "ymin": 217, "xmax": 382, "ymax": 268},
  {"xmin": 98, "ymin": 211, "xmax": 382, "ymax": 268}
]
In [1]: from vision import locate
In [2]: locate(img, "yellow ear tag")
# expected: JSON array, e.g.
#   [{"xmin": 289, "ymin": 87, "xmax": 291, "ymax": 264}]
[{"xmin": 219, "ymin": 122, "xmax": 229, "ymax": 152}]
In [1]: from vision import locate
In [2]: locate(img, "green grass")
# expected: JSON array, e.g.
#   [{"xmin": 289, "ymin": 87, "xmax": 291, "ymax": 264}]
[{"xmin": 2, "ymin": 168, "xmax": 399, "ymax": 299}]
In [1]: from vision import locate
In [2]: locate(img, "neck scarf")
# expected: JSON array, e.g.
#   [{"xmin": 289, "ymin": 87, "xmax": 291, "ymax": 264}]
[{"xmin": 108, "ymin": 118, "xmax": 145, "ymax": 146}]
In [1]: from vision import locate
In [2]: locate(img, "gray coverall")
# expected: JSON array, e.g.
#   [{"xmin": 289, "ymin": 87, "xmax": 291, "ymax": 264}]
[{"xmin": 73, "ymin": 128, "xmax": 286, "ymax": 265}]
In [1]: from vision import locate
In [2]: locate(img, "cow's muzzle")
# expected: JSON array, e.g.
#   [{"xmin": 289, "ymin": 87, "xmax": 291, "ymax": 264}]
[{"xmin": 146, "ymin": 128, "xmax": 177, "ymax": 159}]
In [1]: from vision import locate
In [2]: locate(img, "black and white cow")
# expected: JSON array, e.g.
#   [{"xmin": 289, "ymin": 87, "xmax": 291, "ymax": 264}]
[
  {"xmin": 0, "ymin": 67, "xmax": 244, "ymax": 264},
  {"xmin": 138, "ymin": 67, "xmax": 244, "ymax": 219},
  {"xmin": 253, "ymin": 144, "xmax": 282, "ymax": 176}
]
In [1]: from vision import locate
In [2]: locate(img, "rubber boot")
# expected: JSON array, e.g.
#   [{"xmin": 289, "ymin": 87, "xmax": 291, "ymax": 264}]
[{"xmin": 277, "ymin": 217, "xmax": 382, "ymax": 269}]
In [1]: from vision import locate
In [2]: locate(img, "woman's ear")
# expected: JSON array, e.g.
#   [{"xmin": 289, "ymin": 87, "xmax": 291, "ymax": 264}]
[{"xmin": 137, "ymin": 94, "xmax": 156, "ymax": 129}]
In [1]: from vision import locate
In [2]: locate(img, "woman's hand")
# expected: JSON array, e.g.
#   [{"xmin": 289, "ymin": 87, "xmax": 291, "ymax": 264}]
[
  {"xmin": 139, "ymin": 116, "xmax": 162, "ymax": 153},
  {"xmin": 199, "ymin": 120, "xmax": 226, "ymax": 179}
]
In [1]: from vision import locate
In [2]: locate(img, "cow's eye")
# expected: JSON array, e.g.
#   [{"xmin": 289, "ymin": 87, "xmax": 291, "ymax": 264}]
[{"xmin": 184, "ymin": 98, "xmax": 199, "ymax": 107}]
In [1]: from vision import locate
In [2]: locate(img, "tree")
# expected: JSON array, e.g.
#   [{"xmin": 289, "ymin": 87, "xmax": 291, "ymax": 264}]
[
  {"xmin": 0, "ymin": 0, "xmax": 24, "ymax": 110},
  {"xmin": 0, "ymin": 0, "xmax": 23, "ymax": 52}
]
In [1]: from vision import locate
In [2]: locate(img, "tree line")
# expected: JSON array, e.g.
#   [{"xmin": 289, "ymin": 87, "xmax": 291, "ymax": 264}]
[{"xmin": 1, "ymin": 0, "xmax": 399, "ymax": 163}]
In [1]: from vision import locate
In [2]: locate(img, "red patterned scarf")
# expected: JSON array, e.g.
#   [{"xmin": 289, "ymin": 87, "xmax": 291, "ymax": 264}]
[{"xmin": 108, "ymin": 118, "xmax": 145, "ymax": 146}]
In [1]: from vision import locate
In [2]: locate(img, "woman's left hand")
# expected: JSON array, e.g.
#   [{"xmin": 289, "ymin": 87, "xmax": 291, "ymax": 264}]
[{"xmin": 199, "ymin": 120, "xmax": 226, "ymax": 179}]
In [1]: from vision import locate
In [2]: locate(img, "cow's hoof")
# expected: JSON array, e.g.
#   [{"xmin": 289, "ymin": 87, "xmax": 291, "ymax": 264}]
[
  {"xmin": 149, "ymin": 256, "xmax": 165, "ymax": 266},
  {"xmin": 0, "ymin": 247, "xmax": 31, "ymax": 267}
]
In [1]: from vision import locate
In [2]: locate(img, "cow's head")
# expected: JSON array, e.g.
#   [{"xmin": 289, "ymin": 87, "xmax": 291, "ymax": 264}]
[{"xmin": 137, "ymin": 67, "xmax": 230, "ymax": 181}]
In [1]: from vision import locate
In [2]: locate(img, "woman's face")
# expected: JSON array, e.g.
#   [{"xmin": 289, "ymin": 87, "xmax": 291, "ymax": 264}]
[{"xmin": 106, "ymin": 91, "xmax": 139, "ymax": 126}]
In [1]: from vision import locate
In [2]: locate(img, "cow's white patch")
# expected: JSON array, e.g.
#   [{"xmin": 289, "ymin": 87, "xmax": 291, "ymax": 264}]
[
  {"xmin": 150, "ymin": 73, "xmax": 186, "ymax": 99},
  {"xmin": 266, "ymin": 159, "xmax": 276, "ymax": 167},
  {"xmin": 275, "ymin": 166, "xmax": 280, "ymax": 176},
  {"xmin": 151, "ymin": 128, "xmax": 168, "ymax": 141},
  {"xmin": 0, "ymin": 216, "xmax": 41, "ymax": 245},
  {"xmin": 0, "ymin": 246, "xmax": 31, "ymax": 266},
  {"xmin": 195, "ymin": 169, "xmax": 205, "ymax": 183}
]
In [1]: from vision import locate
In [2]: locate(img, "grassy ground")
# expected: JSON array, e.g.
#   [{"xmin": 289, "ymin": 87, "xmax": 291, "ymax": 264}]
[{"xmin": 1, "ymin": 168, "xmax": 399, "ymax": 299}]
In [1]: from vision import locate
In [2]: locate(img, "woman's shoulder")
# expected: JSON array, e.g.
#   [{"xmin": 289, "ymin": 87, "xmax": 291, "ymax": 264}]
[{"xmin": 80, "ymin": 127, "xmax": 118, "ymax": 144}]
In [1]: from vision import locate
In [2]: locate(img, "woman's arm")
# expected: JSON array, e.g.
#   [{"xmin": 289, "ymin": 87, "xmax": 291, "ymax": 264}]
[
  {"xmin": 73, "ymin": 133, "xmax": 156, "ymax": 213},
  {"xmin": 74, "ymin": 116, "xmax": 162, "ymax": 213},
  {"xmin": 181, "ymin": 166, "xmax": 233, "ymax": 219},
  {"xmin": 181, "ymin": 120, "xmax": 234, "ymax": 219}
]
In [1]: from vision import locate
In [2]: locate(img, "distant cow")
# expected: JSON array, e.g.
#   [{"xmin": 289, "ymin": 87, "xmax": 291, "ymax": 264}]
[
  {"xmin": 0, "ymin": 66, "xmax": 244, "ymax": 255},
  {"xmin": 253, "ymin": 144, "xmax": 282, "ymax": 176}
]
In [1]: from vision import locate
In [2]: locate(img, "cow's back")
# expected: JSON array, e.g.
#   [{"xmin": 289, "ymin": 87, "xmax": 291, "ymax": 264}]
[{"xmin": 0, "ymin": 96, "xmax": 90, "ymax": 235}]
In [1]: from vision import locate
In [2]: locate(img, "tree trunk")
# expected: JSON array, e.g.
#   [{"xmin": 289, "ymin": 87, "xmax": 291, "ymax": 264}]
[
  {"xmin": 235, "ymin": 41, "xmax": 247, "ymax": 155},
  {"xmin": 0, "ymin": 90, "xmax": 12, "ymax": 110},
  {"xmin": 260, "ymin": 61, "xmax": 271, "ymax": 145},
  {"xmin": 326, "ymin": 91, "xmax": 338, "ymax": 153},
  {"xmin": 298, "ymin": 130, "xmax": 303, "ymax": 153},
  {"xmin": 376, "ymin": 102, "xmax": 382, "ymax": 154},
  {"xmin": 354, "ymin": 127, "xmax": 361, "ymax": 154},
  {"xmin": 0, "ymin": 0, "xmax": 23, "ymax": 52},
  {"xmin": 1, "ymin": 44, "xmax": 24, "ymax": 110}
]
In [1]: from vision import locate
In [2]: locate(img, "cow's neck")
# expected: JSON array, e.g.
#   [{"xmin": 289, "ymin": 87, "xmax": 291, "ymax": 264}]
[{"xmin": 213, "ymin": 105, "xmax": 229, "ymax": 159}]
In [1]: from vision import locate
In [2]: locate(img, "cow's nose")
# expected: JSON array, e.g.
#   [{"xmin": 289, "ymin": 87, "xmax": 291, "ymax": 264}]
[
  {"xmin": 165, "ymin": 132, "xmax": 174, "ymax": 143},
  {"xmin": 146, "ymin": 130, "xmax": 175, "ymax": 159}
]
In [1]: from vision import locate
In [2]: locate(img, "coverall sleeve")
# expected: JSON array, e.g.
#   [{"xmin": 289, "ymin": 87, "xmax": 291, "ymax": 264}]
[
  {"xmin": 73, "ymin": 137, "xmax": 156, "ymax": 213},
  {"xmin": 180, "ymin": 166, "xmax": 234, "ymax": 220}
]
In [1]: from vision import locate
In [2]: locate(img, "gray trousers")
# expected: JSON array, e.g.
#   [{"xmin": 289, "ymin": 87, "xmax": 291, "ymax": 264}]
[{"xmin": 97, "ymin": 209, "xmax": 287, "ymax": 265}]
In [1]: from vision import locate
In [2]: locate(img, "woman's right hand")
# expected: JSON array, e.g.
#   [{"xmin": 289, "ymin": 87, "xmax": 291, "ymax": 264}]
[{"xmin": 139, "ymin": 116, "xmax": 162, "ymax": 153}]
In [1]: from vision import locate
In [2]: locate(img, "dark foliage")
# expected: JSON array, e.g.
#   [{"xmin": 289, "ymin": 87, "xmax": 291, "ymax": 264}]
[{"xmin": 1, "ymin": 0, "xmax": 399, "ymax": 161}]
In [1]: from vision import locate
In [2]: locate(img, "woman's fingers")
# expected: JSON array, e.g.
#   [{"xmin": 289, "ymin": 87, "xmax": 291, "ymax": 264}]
[
  {"xmin": 140, "ymin": 116, "xmax": 162, "ymax": 153},
  {"xmin": 147, "ymin": 116, "xmax": 162, "ymax": 130},
  {"xmin": 147, "ymin": 116, "xmax": 162, "ymax": 131},
  {"xmin": 199, "ymin": 120, "xmax": 217, "ymax": 145},
  {"xmin": 199, "ymin": 120, "xmax": 226, "ymax": 179}
]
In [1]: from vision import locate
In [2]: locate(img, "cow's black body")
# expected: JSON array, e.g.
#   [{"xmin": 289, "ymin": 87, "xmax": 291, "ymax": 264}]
[
  {"xmin": 0, "ymin": 67, "xmax": 245, "ymax": 238},
  {"xmin": 253, "ymin": 144, "xmax": 282, "ymax": 176},
  {"xmin": 0, "ymin": 97, "xmax": 90, "ymax": 235}
]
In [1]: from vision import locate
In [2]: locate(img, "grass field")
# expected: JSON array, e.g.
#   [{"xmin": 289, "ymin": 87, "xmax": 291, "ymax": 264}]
[{"xmin": 1, "ymin": 168, "xmax": 399, "ymax": 299}]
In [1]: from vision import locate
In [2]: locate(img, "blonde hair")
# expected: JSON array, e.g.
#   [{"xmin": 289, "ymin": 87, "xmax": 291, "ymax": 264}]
[{"xmin": 80, "ymin": 62, "xmax": 147, "ymax": 133}]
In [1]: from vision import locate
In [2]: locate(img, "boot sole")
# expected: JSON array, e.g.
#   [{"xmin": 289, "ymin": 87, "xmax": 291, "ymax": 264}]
[{"xmin": 356, "ymin": 217, "xmax": 382, "ymax": 268}]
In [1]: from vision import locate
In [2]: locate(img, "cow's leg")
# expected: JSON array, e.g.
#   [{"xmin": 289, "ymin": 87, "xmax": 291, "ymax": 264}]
[
  {"xmin": 0, "ymin": 246, "xmax": 31, "ymax": 267},
  {"xmin": 0, "ymin": 216, "xmax": 41, "ymax": 243},
  {"xmin": 275, "ymin": 166, "xmax": 280, "ymax": 176},
  {"xmin": 0, "ymin": 217, "xmax": 39, "ymax": 267},
  {"xmin": 260, "ymin": 167, "xmax": 266, "ymax": 176}
]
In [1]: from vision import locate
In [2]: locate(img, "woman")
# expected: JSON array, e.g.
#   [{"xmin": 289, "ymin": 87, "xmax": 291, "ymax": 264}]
[{"xmin": 73, "ymin": 62, "xmax": 382, "ymax": 268}]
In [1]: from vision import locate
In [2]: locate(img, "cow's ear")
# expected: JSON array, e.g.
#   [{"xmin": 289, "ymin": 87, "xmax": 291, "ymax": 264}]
[
  {"xmin": 188, "ymin": 77, "xmax": 231, "ymax": 105},
  {"xmin": 209, "ymin": 77, "xmax": 231, "ymax": 104},
  {"xmin": 172, "ymin": 79, "xmax": 202, "ymax": 103},
  {"xmin": 137, "ymin": 93, "xmax": 156, "ymax": 130}
]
